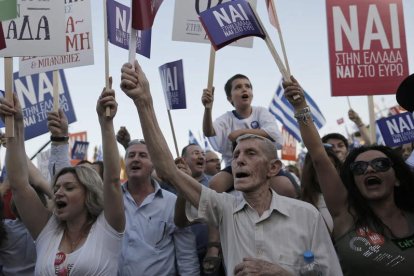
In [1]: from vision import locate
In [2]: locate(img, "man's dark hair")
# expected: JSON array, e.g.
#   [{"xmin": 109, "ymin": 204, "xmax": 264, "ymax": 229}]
[
  {"xmin": 181, "ymin": 143, "xmax": 199, "ymax": 157},
  {"xmin": 322, "ymin": 133, "xmax": 349, "ymax": 149},
  {"xmin": 224, "ymin": 74, "xmax": 251, "ymax": 98}
]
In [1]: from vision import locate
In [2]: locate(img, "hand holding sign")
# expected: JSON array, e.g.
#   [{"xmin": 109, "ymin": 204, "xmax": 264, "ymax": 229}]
[
  {"xmin": 120, "ymin": 60, "xmax": 150, "ymax": 103},
  {"xmin": 47, "ymin": 109, "xmax": 69, "ymax": 139},
  {"xmin": 0, "ymin": 93, "xmax": 22, "ymax": 125},
  {"xmin": 201, "ymin": 87, "xmax": 215, "ymax": 109},
  {"xmin": 97, "ymin": 77, "xmax": 118, "ymax": 121}
]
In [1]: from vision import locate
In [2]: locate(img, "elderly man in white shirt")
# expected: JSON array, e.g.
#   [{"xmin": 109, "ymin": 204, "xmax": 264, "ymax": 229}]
[{"xmin": 120, "ymin": 60, "xmax": 343, "ymax": 276}]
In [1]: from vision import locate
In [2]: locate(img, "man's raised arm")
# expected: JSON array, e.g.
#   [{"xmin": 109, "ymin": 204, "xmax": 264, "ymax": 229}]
[{"xmin": 120, "ymin": 60, "xmax": 202, "ymax": 208}]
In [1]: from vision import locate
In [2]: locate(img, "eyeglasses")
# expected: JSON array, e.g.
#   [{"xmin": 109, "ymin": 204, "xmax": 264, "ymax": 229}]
[{"xmin": 350, "ymin": 157, "xmax": 393, "ymax": 175}]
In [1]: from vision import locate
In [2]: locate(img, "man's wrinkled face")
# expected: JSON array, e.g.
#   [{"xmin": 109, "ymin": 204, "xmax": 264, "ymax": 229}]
[
  {"xmin": 183, "ymin": 145, "xmax": 206, "ymax": 178},
  {"xmin": 231, "ymin": 139, "xmax": 279, "ymax": 192}
]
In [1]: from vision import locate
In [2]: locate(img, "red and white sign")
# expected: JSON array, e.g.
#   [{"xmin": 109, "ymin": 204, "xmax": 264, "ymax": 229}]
[
  {"xmin": 326, "ymin": 0, "xmax": 408, "ymax": 96},
  {"xmin": 281, "ymin": 127, "xmax": 296, "ymax": 161}
]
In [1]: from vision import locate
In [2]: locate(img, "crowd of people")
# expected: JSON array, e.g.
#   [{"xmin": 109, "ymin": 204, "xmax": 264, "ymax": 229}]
[{"xmin": 0, "ymin": 60, "xmax": 413, "ymax": 276}]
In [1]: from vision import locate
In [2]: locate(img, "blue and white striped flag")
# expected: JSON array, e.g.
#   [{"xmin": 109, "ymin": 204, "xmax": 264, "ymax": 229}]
[
  {"xmin": 188, "ymin": 130, "xmax": 201, "ymax": 146},
  {"xmin": 269, "ymin": 81, "xmax": 326, "ymax": 142}
]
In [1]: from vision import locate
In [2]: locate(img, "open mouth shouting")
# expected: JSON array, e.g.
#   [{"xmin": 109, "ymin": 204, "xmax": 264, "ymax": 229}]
[
  {"xmin": 364, "ymin": 176, "xmax": 382, "ymax": 188},
  {"xmin": 235, "ymin": 172, "xmax": 250, "ymax": 179},
  {"xmin": 55, "ymin": 200, "xmax": 68, "ymax": 210}
]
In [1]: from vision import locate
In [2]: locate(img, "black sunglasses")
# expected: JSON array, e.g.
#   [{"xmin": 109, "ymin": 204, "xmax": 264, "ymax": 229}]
[{"xmin": 350, "ymin": 157, "xmax": 393, "ymax": 175}]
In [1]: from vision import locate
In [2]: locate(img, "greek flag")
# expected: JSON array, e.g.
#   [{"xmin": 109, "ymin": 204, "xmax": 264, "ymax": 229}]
[
  {"xmin": 188, "ymin": 130, "xmax": 201, "ymax": 146},
  {"xmin": 269, "ymin": 81, "xmax": 326, "ymax": 142}
]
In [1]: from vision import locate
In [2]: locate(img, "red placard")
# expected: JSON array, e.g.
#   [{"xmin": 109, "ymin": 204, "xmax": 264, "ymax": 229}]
[
  {"xmin": 281, "ymin": 127, "xmax": 297, "ymax": 161},
  {"xmin": 326, "ymin": 0, "xmax": 408, "ymax": 96},
  {"xmin": 0, "ymin": 22, "xmax": 5, "ymax": 50}
]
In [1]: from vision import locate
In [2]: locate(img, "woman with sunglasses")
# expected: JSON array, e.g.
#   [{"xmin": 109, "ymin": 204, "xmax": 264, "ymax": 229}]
[
  {"xmin": 0, "ymin": 83, "xmax": 125, "ymax": 275},
  {"xmin": 283, "ymin": 76, "xmax": 414, "ymax": 275}
]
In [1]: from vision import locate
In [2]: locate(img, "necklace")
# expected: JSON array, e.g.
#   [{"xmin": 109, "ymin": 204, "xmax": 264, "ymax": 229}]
[{"xmin": 64, "ymin": 229, "xmax": 86, "ymax": 253}]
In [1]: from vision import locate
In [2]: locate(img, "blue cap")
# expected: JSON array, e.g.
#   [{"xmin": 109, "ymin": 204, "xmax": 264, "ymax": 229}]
[{"xmin": 303, "ymin": 250, "xmax": 314, "ymax": 263}]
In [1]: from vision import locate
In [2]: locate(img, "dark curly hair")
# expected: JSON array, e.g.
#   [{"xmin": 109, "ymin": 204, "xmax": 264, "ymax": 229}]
[{"xmin": 340, "ymin": 145, "xmax": 414, "ymax": 234}]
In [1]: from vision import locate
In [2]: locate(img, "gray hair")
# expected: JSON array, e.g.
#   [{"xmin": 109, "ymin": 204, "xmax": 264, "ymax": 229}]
[
  {"xmin": 125, "ymin": 139, "xmax": 146, "ymax": 159},
  {"xmin": 235, "ymin": 134, "xmax": 278, "ymax": 160}
]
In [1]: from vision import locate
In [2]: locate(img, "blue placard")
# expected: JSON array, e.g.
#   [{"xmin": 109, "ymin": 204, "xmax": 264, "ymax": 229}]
[
  {"xmin": 107, "ymin": 0, "xmax": 152, "ymax": 58},
  {"xmin": 377, "ymin": 112, "xmax": 414, "ymax": 147},
  {"xmin": 159, "ymin": 59, "xmax": 186, "ymax": 110},
  {"xmin": 0, "ymin": 70, "xmax": 76, "ymax": 140},
  {"xmin": 199, "ymin": 0, "xmax": 265, "ymax": 50},
  {"xmin": 71, "ymin": 140, "xmax": 89, "ymax": 160}
]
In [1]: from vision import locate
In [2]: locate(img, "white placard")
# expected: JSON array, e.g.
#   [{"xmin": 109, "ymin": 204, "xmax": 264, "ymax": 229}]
[
  {"xmin": 19, "ymin": 0, "xmax": 94, "ymax": 76},
  {"xmin": 172, "ymin": 0, "xmax": 257, "ymax": 48},
  {"xmin": 0, "ymin": 0, "xmax": 66, "ymax": 57}
]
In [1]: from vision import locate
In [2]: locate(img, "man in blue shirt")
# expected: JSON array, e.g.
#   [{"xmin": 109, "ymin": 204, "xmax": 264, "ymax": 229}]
[{"xmin": 118, "ymin": 139, "xmax": 199, "ymax": 275}]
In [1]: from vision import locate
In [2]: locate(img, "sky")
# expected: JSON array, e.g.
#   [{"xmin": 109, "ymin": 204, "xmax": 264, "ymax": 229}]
[{"xmin": 0, "ymin": 0, "xmax": 413, "ymax": 164}]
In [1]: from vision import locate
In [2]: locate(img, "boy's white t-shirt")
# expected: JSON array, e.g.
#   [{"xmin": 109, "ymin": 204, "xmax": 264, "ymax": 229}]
[
  {"xmin": 35, "ymin": 213, "xmax": 123, "ymax": 276},
  {"xmin": 208, "ymin": 106, "xmax": 283, "ymax": 167}
]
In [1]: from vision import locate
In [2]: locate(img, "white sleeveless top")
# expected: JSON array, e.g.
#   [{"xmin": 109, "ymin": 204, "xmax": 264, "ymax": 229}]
[{"xmin": 35, "ymin": 213, "xmax": 123, "ymax": 275}]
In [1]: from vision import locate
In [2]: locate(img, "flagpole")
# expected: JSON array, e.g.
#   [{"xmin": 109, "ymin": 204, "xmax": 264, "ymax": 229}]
[
  {"xmin": 128, "ymin": 0, "xmax": 137, "ymax": 65},
  {"xmin": 167, "ymin": 110, "xmax": 180, "ymax": 157},
  {"xmin": 103, "ymin": 0, "xmax": 111, "ymax": 116},
  {"xmin": 346, "ymin": 96, "xmax": 352, "ymax": 109},
  {"xmin": 207, "ymin": 45, "xmax": 215, "ymax": 91},
  {"xmin": 4, "ymin": 57, "xmax": 14, "ymax": 137},
  {"xmin": 252, "ymin": 8, "xmax": 289, "ymax": 81},
  {"xmin": 368, "ymin": 96, "xmax": 377, "ymax": 144},
  {"xmin": 269, "ymin": 0, "xmax": 290, "ymax": 75},
  {"xmin": 53, "ymin": 70, "xmax": 59, "ymax": 112}
]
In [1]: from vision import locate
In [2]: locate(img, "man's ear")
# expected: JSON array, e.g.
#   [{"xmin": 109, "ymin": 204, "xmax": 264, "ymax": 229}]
[{"xmin": 267, "ymin": 159, "xmax": 282, "ymax": 178}]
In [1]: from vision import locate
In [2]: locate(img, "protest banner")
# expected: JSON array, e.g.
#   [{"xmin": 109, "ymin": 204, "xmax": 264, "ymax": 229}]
[
  {"xmin": 19, "ymin": 0, "xmax": 94, "ymax": 76},
  {"xmin": 71, "ymin": 141, "xmax": 90, "ymax": 160},
  {"xmin": 0, "ymin": 0, "xmax": 17, "ymax": 21},
  {"xmin": 0, "ymin": 70, "xmax": 76, "ymax": 140},
  {"xmin": 377, "ymin": 112, "xmax": 414, "ymax": 147},
  {"xmin": 68, "ymin": 131, "xmax": 88, "ymax": 166},
  {"xmin": 0, "ymin": 0, "xmax": 65, "ymax": 56},
  {"xmin": 172, "ymin": 0, "xmax": 256, "ymax": 48},
  {"xmin": 0, "ymin": 22, "xmax": 5, "ymax": 50},
  {"xmin": 159, "ymin": 59, "xmax": 186, "ymax": 110},
  {"xmin": 131, "ymin": 0, "xmax": 163, "ymax": 30},
  {"xmin": 158, "ymin": 59, "xmax": 186, "ymax": 157},
  {"xmin": 326, "ymin": 0, "xmax": 409, "ymax": 96},
  {"xmin": 107, "ymin": 0, "xmax": 152, "ymax": 58},
  {"xmin": 198, "ymin": 0, "xmax": 264, "ymax": 50},
  {"xmin": 281, "ymin": 127, "xmax": 296, "ymax": 161}
]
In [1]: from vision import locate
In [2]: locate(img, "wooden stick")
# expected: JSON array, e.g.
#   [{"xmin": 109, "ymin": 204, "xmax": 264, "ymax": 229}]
[
  {"xmin": 346, "ymin": 97, "xmax": 352, "ymax": 109},
  {"xmin": 128, "ymin": 28, "xmax": 137, "ymax": 65},
  {"xmin": 128, "ymin": 0, "xmax": 137, "ymax": 66},
  {"xmin": 103, "ymin": 0, "xmax": 111, "ymax": 116},
  {"xmin": 4, "ymin": 57, "xmax": 14, "ymax": 138},
  {"xmin": 368, "ymin": 96, "xmax": 376, "ymax": 144},
  {"xmin": 207, "ymin": 46, "xmax": 215, "ymax": 91},
  {"xmin": 253, "ymin": 8, "xmax": 289, "ymax": 81},
  {"xmin": 53, "ymin": 70, "xmax": 59, "ymax": 112},
  {"xmin": 269, "ymin": 0, "xmax": 290, "ymax": 75},
  {"xmin": 167, "ymin": 110, "xmax": 180, "ymax": 158}
]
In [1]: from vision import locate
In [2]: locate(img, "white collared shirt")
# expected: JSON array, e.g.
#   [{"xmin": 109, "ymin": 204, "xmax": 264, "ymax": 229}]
[{"xmin": 187, "ymin": 186, "xmax": 343, "ymax": 276}]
